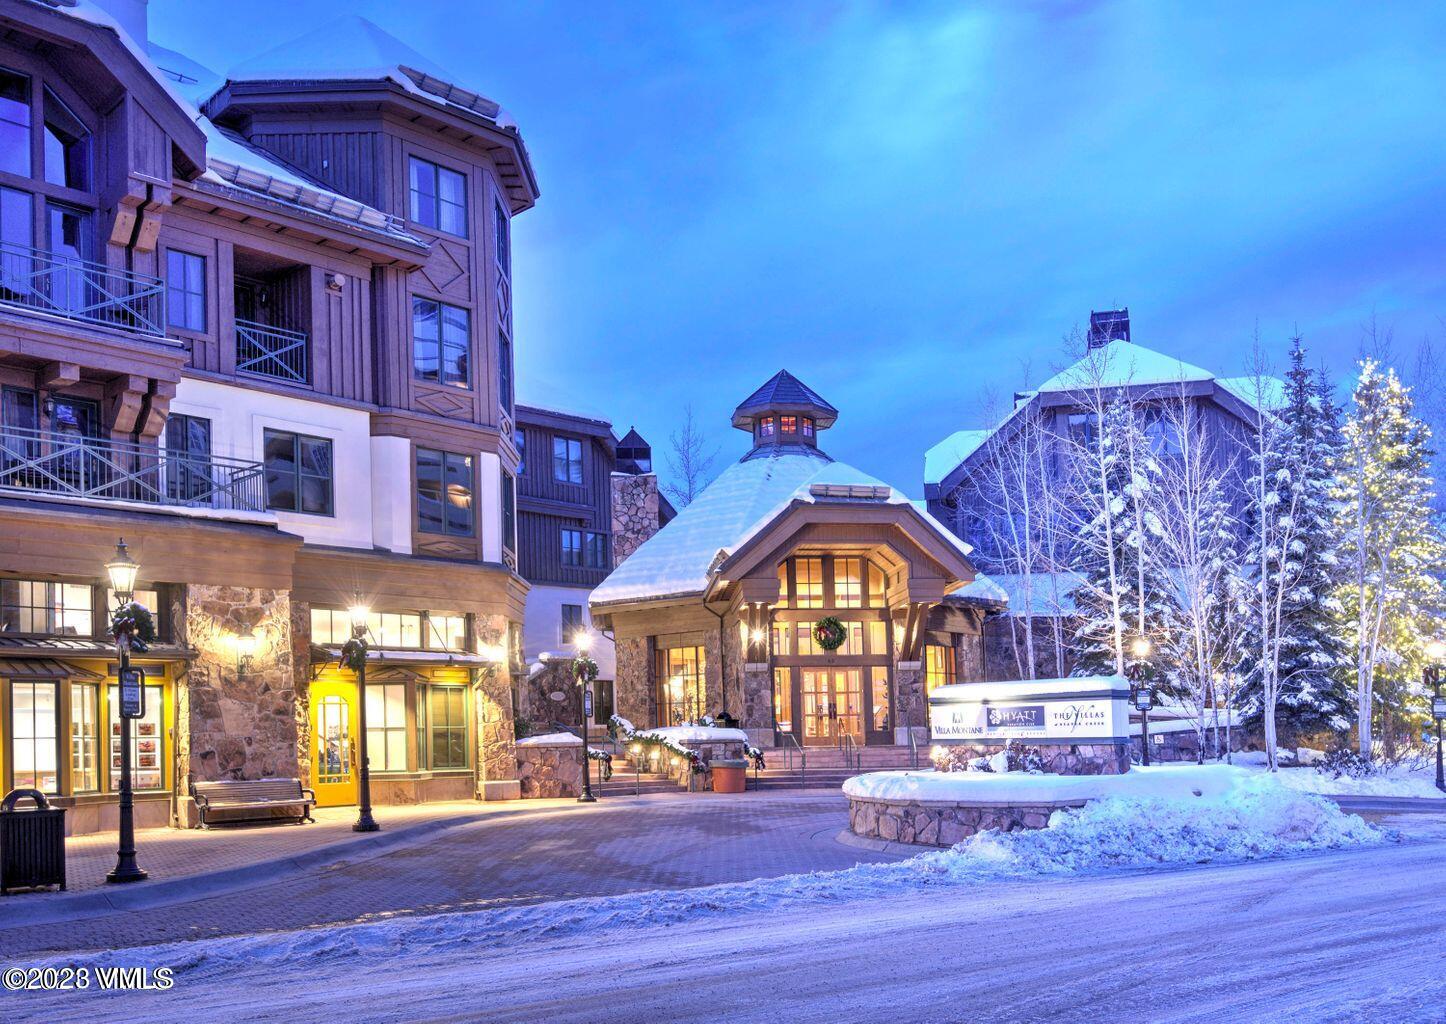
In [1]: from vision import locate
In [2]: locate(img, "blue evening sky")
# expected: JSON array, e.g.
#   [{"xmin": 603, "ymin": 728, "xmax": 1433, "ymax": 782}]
[{"xmin": 152, "ymin": 0, "xmax": 1446, "ymax": 491}]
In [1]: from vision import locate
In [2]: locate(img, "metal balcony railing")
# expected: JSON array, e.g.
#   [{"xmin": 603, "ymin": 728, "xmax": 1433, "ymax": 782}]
[
  {"xmin": 0, "ymin": 243, "xmax": 166, "ymax": 338},
  {"xmin": 0, "ymin": 426, "xmax": 267, "ymax": 513},
  {"xmin": 236, "ymin": 318, "xmax": 309, "ymax": 384}
]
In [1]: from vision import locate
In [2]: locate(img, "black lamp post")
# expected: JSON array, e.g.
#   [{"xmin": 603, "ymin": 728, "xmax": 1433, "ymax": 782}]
[
  {"xmin": 348, "ymin": 603, "xmax": 380, "ymax": 832},
  {"xmin": 1428, "ymin": 640, "xmax": 1446, "ymax": 794},
  {"xmin": 105, "ymin": 539, "xmax": 148, "ymax": 884},
  {"xmin": 1128, "ymin": 636, "xmax": 1154, "ymax": 767},
  {"xmin": 574, "ymin": 631, "xmax": 597, "ymax": 803}
]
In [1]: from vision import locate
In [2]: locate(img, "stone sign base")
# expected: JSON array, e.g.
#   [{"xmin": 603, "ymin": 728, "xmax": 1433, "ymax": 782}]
[
  {"xmin": 934, "ymin": 741, "xmax": 1131, "ymax": 776},
  {"xmin": 847, "ymin": 794, "xmax": 1085, "ymax": 847},
  {"xmin": 516, "ymin": 739, "xmax": 584, "ymax": 798}
]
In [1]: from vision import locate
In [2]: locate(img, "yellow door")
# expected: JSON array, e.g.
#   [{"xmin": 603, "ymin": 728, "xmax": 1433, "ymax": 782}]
[{"xmin": 310, "ymin": 675, "xmax": 359, "ymax": 807}]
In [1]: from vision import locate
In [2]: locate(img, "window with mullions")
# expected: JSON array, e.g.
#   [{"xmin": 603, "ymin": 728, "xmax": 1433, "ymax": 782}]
[
  {"xmin": 165, "ymin": 250, "xmax": 206, "ymax": 331},
  {"xmin": 263, "ymin": 430, "xmax": 333, "ymax": 515},
  {"xmin": 552, "ymin": 436, "xmax": 583, "ymax": 484},
  {"xmin": 416, "ymin": 448, "xmax": 474, "ymax": 537},
  {"xmin": 561, "ymin": 530, "xmax": 607, "ymax": 568},
  {"xmin": 494, "ymin": 200, "xmax": 510, "ymax": 279},
  {"xmin": 165, "ymin": 413, "xmax": 212, "ymax": 503},
  {"xmin": 794, "ymin": 558, "xmax": 824, "ymax": 609},
  {"xmin": 925, "ymin": 644, "xmax": 957, "ymax": 694},
  {"xmin": 759, "ymin": 417, "xmax": 775, "ymax": 439},
  {"xmin": 427, "ymin": 686, "xmax": 468, "ymax": 769},
  {"xmin": 412, "ymin": 297, "xmax": 471, "ymax": 388},
  {"xmin": 834, "ymin": 557, "xmax": 862, "ymax": 608},
  {"xmin": 43, "ymin": 87, "xmax": 89, "ymax": 191},
  {"xmin": 561, "ymin": 529, "xmax": 582, "ymax": 567},
  {"xmin": 498, "ymin": 329, "xmax": 514, "ymax": 415},
  {"xmin": 780, "ymin": 415, "xmax": 797, "ymax": 434},
  {"xmin": 10, "ymin": 680, "xmax": 58, "ymax": 793},
  {"xmin": 408, "ymin": 157, "xmax": 467, "ymax": 236},
  {"xmin": 0, "ymin": 580, "xmax": 92, "ymax": 636},
  {"xmin": 70, "ymin": 681, "xmax": 98, "ymax": 793},
  {"xmin": 366, "ymin": 683, "xmax": 407, "ymax": 772},
  {"xmin": 0, "ymin": 68, "xmax": 31, "ymax": 177},
  {"xmin": 427, "ymin": 613, "xmax": 467, "ymax": 652},
  {"xmin": 657, "ymin": 645, "xmax": 705, "ymax": 727}
]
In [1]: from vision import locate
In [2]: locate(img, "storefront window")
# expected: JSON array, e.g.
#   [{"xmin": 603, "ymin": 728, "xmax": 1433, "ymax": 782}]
[
  {"xmin": 108, "ymin": 682, "xmax": 164, "ymax": 791},
  {"xmin": 10, "ymin": 680, "xmax": 58, "ymax": 792},
  {"xmin": 427, "ymin": 613, "xmax": 467, "ymax": 651},
  {"xmin": 657, "ymin": 645, "xmax": 705, "ymax": 727},
  {"xmin": 1, "ymin": 580, "xmax": 92, "ymax": 635},
  {"xmin": 366, "ymin": 683, "xmax": 407, "ymax": 772},
  {"xmin": 70, "ymin": 682, "xmax": 98, "ymax": 792},
  {"xmin": 427, "ymin": 686, "xmax": 467, "ymax": 769},
  {"xmin": 925, "ymin": 644, "xmax": 956, "ymax": 694},
  {"xmin": 773, "ymin": 668, "xmax": 792, "ymax": 732}
]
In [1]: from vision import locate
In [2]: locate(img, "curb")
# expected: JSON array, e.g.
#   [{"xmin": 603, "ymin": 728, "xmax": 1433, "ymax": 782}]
[{"xmin": 0, "ymin": 801, "xmax": 605, "ymax": 930}]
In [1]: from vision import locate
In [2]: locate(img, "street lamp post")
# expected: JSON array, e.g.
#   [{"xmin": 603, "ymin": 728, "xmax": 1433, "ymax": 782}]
[
  {"xmin": 1128, "ymin": 636, "xmax": 1154, "ymax": 767},
  {"xmin": 1428, "ymin": 640, "xmax": 1446, "ymax": 793},
  {"xmin": 105, "ymin": 539, "xmax": 147, "ymax": 884},
  {"xmin": 574, "ymin": 631, "xmax": 597, "ymax": 803},
  {"xmin": 348, "ymin": 604, "xmax": 380, "ymax": 833}
]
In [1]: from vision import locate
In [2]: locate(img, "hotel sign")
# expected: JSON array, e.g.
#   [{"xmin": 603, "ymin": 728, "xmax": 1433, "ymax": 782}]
[{"xmin": 929, "ymin": 678, "xmax": 1130, "ymax": 744}]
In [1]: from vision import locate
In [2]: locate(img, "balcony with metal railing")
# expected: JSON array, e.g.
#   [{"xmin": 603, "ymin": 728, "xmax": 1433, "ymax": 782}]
[
  {"xmin": 235, "ymin": 318, "xmax": 310, "ymax": 385},
  {"xmin": 0, "ymin": 243, "xmax": 167, "ymax": 339},
  {"xmin": 0, "ymin": 426, "xmax": 267, "ymax": 514}
]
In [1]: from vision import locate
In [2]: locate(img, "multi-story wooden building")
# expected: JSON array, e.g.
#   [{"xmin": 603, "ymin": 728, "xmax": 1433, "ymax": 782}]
[
  {"xmin": 0, "ymin": 1, "xmax": 537, "ymax": 831},
  {"xmin": 514, "ymin": 404, "xmax": 671, "ymax": 725}
]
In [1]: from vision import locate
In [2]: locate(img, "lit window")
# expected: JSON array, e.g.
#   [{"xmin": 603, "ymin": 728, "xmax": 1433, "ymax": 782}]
[
  {"xmin": 759, "ymin": 417, "xmax": 775, "ymax": 438},
  {"xmin": 834, "ymin": 558, "xmax": 862, "ymax": 608},
  {"xmin": 780, "ymin": 415, "xmax": 797, "ymax": 434},
  {"xmin": 427, "ymin": 613, "xmax": 467, "ymax": 651},
  {"xmin": 70, "ymin": 682, "xmax": 98, "ymax": 792},
  {"xmin": 108, "ymin": 681, "xmax": 164, "ymax": 791},
  {"xmin": 0, "ymin": 580, "xmax": 93, "ymax": 636},
  {"xmin": 366, "ymin": 612, "xmax": 423, "ymax": 649},
  {"xmin": 417, "ymin": 447, "xmax": 474, "ymax": 537},
  {"xmin": 925, "ymin": 644, "xmax": 957, "ymax": 694},
  {"xmin": 870, "ymin": 667, "xmax": 891, "ymax": 732},
  {"xmin": 408, "ymin": 157, "xmax": 467, "ymax": 236},
  {"xmin": 868, "ymin": 563, "xmax": 887, "ymax": 607},
  {"xmin": 10, "ymin": 680, "xmax": 58, "ymax": 792},
  {"xmin": 771, "ymin": 621, "xmax": 792, "ymax": 656},
  {"xmin": 795, "ymin": 558, "xmax": 824, "ymax": 608},
  {"xmin": 773, "ymin": 668, "xmax": 792, "ymax": 732},
  {"xmin": 657, "ymin": 646, "xmax": 705, "ymax": 727},
  {"xmin": 365, "ymin": 683, "xmax": 407, "ymax": 772},
  {"xmin": 427, "ymin": 685, "xmax": 468, "ymax": 769},
  {"xmin": 775, "ymin": 563, "xmax": 788, "ymax": 608}
]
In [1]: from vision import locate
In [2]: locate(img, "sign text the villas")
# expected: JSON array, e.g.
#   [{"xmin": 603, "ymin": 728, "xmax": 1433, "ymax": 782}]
[{"xmin": 928, "ymin": 677, "xmax": 1132, "ymax": 744}]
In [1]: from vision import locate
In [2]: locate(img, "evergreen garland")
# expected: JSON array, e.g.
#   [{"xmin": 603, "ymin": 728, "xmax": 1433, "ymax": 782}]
[
  {"xmin": 109, "ymin": 601, "xmax": 158, "ymax": 653},
  {"xmin": 339, "ymin": 635, "xmax": 368, "ymax": 673}
]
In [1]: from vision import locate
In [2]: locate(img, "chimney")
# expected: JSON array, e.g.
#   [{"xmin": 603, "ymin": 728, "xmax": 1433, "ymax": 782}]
[
  {"xmin": 91, "ymin": 0, "xmax": 149, "ymax": 46},
  {"xmin": 1088, "ymin": 308, "xmax": 1130, "ymax": 350}
]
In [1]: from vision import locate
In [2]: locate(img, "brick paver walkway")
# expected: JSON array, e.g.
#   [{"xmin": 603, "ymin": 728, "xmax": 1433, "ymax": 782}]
[{"xmin": 0, "ymin": 791, "xmax": 902, "ymax": 957}]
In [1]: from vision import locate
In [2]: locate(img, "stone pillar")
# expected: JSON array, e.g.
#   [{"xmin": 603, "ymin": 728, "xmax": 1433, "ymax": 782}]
[
  {"xmin": 611, "ymin": 473, "xmax": 663, "ymax": 566},
  {"xmin": 740, "ymin": 662, "xmax": 774, "ymax": 748},
  {"xmin": 174, "ymin": 585, "xmax": 299, "ymax": 824},
  {"xmin": 524, "ymin": 657, "xmax": 581, "ymax": 733},
  {"xmin": 516, "ymin": 738, "xmax": 584, "ymax": 798},
  {"xmin": 614, "ymin": 635, "xmax": 653, "ymax": 728},
  {"xmin": 290, "ymin": 597, "xmax": 313, "ymax": 783},
  {"xmin": 893, "ymin": 660, "xmax": 926, "ymax": 746},
  {"xmin": 475, "ymin": 613, "xmax": 520, "ymax": 800}
]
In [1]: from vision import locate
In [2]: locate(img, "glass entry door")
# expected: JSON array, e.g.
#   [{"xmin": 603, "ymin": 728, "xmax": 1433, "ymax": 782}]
[
  {"xmin": 310, "ymin": 675, "xmax": 359, "ymax": 806},
  {"xmin": 801, "ymin": 669, "xmax": 863, "ymax": 747}
]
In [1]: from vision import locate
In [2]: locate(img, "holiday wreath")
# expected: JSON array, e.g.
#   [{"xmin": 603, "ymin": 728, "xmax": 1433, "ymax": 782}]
[
  {"xmin": 110, "ymin": 601, "xmax": 158, "ymax": 652},
  {"xmin": 812, "ymin": 615, "xmax": 848, "ymax": 652}
]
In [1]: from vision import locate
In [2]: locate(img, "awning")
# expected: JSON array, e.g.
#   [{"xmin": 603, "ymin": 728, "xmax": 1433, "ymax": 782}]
[{"xmin": 0, "ymin": 658, "xmax": 103, "ymax": 680}]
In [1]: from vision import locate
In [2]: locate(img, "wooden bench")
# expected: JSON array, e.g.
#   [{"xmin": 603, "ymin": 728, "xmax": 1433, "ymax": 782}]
[{"xmin": 191, "ymin": 778, "xmax": 316, "ymax": 829}]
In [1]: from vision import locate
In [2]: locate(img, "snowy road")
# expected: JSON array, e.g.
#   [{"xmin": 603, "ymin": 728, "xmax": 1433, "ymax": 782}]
[{"xmin": 10, "ymin": 832, "xmax": 1446, "ymax": 1024}]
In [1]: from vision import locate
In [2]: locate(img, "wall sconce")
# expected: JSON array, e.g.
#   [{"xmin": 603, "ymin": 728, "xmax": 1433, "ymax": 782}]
[{"xmin": 235, "ymin": 626, "xmax": 258, "ymax": 676}]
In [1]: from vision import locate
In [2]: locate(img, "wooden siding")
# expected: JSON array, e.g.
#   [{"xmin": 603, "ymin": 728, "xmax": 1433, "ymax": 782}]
[{"xmin": 515, "ymin": 417, "xmax": 615, "ymax": 586}]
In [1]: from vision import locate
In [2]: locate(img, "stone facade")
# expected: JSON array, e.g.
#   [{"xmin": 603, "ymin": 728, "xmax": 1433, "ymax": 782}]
[
  {"xmin": 893, "ymin": 661, "xmax": 926, "ymax": 744},
  {"xmin": 611, "ymin": 472, "xmax": 664, "ymax": 566},
  {"xmin": 523, "ymin": 656, "xmax": 583, "ymax": 733},
  {"xmin": 475, "ymin": 613, "xmax": 520, "ymax": 799},
  {"xmin": 177, "ymin": 584, "xmax": 299, "ymax": 786},
  {"xmin": 934, "ymin": 742, "xmax": 1131, "ymax": 775},
  {"xmin": 516, "ymin": 738, "xmax": 584, "ymax": 798},
  {"xmin": 739, "ymin": 663, "xmax": 773, "ymax": 743},
  {"xmin": 614, "ymin": 635, "xmax": 654, "ymax": 728},
  {"xmin": 848, "ymin": 795, "xmax": 1080, "ymax": 846}
]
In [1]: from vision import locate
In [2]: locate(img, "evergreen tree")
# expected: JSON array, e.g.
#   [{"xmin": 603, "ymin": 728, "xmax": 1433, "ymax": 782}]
[
  {"xmin": 1238, "ymin": 338, "xmax": 1353, "ymax": 741},
  {"xmin": 1333, "ymin": 358, "xmax": 1445, "ymax": 757}
]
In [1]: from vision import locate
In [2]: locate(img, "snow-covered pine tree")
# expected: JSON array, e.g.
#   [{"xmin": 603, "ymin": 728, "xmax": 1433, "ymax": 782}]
[
  {"xmin": 1333, "ymin": 358, "xmax": 1446, "ymax": 759},
  {"xmin": 1237, "ymin": 338, "xmax": 1353, "ymax": 743}
]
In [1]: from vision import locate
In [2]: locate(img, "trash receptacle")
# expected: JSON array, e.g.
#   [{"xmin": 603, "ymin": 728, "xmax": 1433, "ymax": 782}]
[
  {"xmin": 1, "ymin": 789, "xmax": 66, "ymax": 894},
  {"xmin": 711, "ymin": 759, "xmax": 747, "ymax": 794}
]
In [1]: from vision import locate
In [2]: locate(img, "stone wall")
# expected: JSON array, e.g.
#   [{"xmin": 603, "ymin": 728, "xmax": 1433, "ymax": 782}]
[
  {"xmin": 848, "ymin": 795, "xmax": 1081, "ymax": 847},
  {"xmin": 614, "ymin": 635, "xmax": 653, "ymax": 728},
  {"xmin": 982, "ymin": 615, "xmax": 1077, "ymax": 681},
  {"xmin": 289, "ymin": 597, "xmax": 313, "ymax": 783},
  {"xmin": 739, "ymin": 663, "xmax": 773, "ymax": 742},
  {"xmin": 611, "ymin": 472, "xmax": 663, "ymax": 566},
  {"xmin": 516, "ymin": 739, "xmax": 583, "ymax": 798},
  {"xmin": 893, "ymin": 661, "xmax": 926, "ymax": 743},
  {"xmin": 523, "ymin": 656, "xmax": 582, "ymax": 733},
  {"xmin": 177, "ymin": 584, "xmax": 299, "ymax": 786},
  {"xmin": 934, "ymin": 742, "xmax": 1131, "ymax": 775},
  {"xmin": 475, "ymin": 612, "xmax": 520, "ymax": 799}
]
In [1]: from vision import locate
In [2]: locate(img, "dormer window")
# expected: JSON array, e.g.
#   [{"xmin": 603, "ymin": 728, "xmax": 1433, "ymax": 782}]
[
  {"xmin": 759, "ymin": 416, "xmax": 775, "ymax": 438},
  {"xmin": 780, "ymin": 415, "xmax": 797, "ymax": 434},
  {"xmin": 802, "ymin": 418, "xmax": 814, "ymax": 438}
]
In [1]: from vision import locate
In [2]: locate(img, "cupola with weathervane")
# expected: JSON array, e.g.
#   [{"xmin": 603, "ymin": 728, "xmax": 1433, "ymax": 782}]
[{"xmin": 731, "ymin": 369, "xmax": 838, "ymax": 461}]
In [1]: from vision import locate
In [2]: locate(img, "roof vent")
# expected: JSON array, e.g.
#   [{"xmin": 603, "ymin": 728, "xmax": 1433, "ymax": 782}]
[
  {"xmin": 1088, "ymin": 308, "xmax": 1130, "ymax": 350},
  {"xmin": 809, "ymin": 483, "xmax": 891, "ymax": 501}
]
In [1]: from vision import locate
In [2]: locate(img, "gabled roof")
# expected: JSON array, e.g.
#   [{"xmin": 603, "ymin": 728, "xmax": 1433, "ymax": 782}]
[
  {"xmin": 1216, "ymin": 376, "xmax": 1288, "ymax": 412},
  {"xmin": 923, "ymin": 429, "xmax": 995, "ymax": 487},
  {"xmin": 731, "ymin": 370, "xmax": 839, "ymax": 430},
  {"xmin": 591, "ymin": 450, "xmax": 971, "ymax": 607},
  {"xmin": 1034, "ymin": 340, "xmax": 1214, "ymax": 394},
  {"xmin": 617, "ymin": 427, "xmax": 649, "ymax": 450}
]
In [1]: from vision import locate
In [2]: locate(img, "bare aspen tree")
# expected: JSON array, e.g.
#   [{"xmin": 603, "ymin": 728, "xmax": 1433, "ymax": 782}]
[{"xmin": 663, "ymin": 404, "xmax": 721, "ymax": 508}]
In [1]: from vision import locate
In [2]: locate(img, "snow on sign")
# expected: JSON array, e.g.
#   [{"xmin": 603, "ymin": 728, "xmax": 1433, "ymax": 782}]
[{"xmin": 928, "ymin": 676, "xmax": 1132, "ymax": 743}]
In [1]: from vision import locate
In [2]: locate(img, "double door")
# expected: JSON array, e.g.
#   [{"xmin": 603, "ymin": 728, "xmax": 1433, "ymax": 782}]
[{"xmin": 800, "ymin": 669, "xmax": 863, "ymax": 746}]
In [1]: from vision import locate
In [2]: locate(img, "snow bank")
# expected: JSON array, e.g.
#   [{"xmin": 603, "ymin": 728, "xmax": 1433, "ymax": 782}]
[
  {"xmin": 515, "ymin": 732, "xmax": 581, "ymax": 747},
  {"xmin": 1212, "ymin": 752, "xmax": 1445, "ymax": 799},
  {"xmin": 37, "ymin": 772, "xmax": 1389, "ymax": 982},
  {"xmin": 844, "ymin": 764, "xmax": 1238, "ymax": 804}
]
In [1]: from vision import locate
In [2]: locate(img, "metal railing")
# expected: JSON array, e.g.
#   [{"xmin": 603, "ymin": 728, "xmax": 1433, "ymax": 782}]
[
  {"xmin": 778, "ymin": 731, "xmax": 806, "ymax": 788},
  {"xmin": 838, "ymin": 732, "xmax": 861, "ymax": 773},
  {"xmin": 0, "ymin": 426, "xmax": 267, "ymax": 512},
  {"xmin": 236, "ymin": 318, "xmax": 309, "ymax": 384},
  {"xmin": 908, "ymin": 727, "xmax": 921, "ymax": 770},
  {"xmin": 0, "ymin": 242, "xmax": 166, "ymax": 337}
]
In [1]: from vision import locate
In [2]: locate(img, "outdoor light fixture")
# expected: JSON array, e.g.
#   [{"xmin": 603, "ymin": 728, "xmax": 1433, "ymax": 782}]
[
  {"xmin": 1128, "ymin": 635, "xmax": 1155, "ymax": 766},
  {"xmin": 348, "ymin": 603, "xmax": 371, "ymax": 632},
  {"xmin": 235, "ymin": 627, "xmax": 258, "ymax": 676},
  {"xmin": 1428, "ymin": 640, "xmax": 1446, "ymax": 792},
  {"xmin": 574, "ymin": 631, "xmax": 593, "ymax": 652},
  {"xmin": 347, "ymin": 599, "xmax": 380, "ymax": 834},
  {"xmin": 105, "ymin": 538, "xmax": 140, "ymax": 602},
  {"xmin": 1129, "ymin": 636, "xmax": 1153, "ymax": 660}
]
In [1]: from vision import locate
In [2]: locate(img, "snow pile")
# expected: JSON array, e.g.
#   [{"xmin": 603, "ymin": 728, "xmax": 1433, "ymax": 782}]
[
  {"xmin": 637, "ymin": 725, "xmax": 749, "ymax": 744},
  {"xmin": 37, "ymin": 771, "xmax": 1389, "ymax": 982},
  {"xmin": 851, "ymin": 764, "xmax": 1261, "ymax": 804},
  {"xmin": 515, "ymin": 732, "xmax": 581, "ymax": 747}
]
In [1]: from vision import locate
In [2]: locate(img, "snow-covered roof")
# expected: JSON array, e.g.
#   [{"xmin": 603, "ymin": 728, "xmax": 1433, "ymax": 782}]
[
  {"xmin": 923, "ymin": 430, "xmax": 993, "ymax": 487},
  {"xmin": 226, "ymin": 16, "xmax": 518, "ymax": 131},
  {"xmin": 1216, "ymin": 376, "xmax": 1288, "ymax": 413},
  {"xmin": 981, "ymin": 571, "xmax": 1085, "ymax": 617},
  {"xmin": 591, "ymin": 449, "xmax": 971, "ymax": 606},
  {"xmin": 1035, "ymin": 340, "xmax": 1215, "ymax": 394}
]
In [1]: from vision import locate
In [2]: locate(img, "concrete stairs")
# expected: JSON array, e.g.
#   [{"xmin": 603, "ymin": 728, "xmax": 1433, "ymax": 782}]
[{"xmin": 588, "ymin": 745, "xmax": 924, "ymax": 797}]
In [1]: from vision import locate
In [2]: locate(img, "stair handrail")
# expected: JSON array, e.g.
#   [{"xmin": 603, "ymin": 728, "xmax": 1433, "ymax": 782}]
[
  {"xmin": 839, "ymin": 731, "xmax": 861, "ymax": 773},
  {"xmin": 778, "ymin": 731, "xmax": 805, "ymax": 788},
  {"xmin": 908, "ymin": 726, "xmax": 921, "ymax": 770}
]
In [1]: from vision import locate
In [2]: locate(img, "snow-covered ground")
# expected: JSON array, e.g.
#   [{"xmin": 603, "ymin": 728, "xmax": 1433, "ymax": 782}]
[
  {"xmin": 1222, "ymin": 751, "xmax": 1445, "ymax": 799},
  {"xmin": 845, "ymin": 763, "xmax": 1241, "ymax": 803}
]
